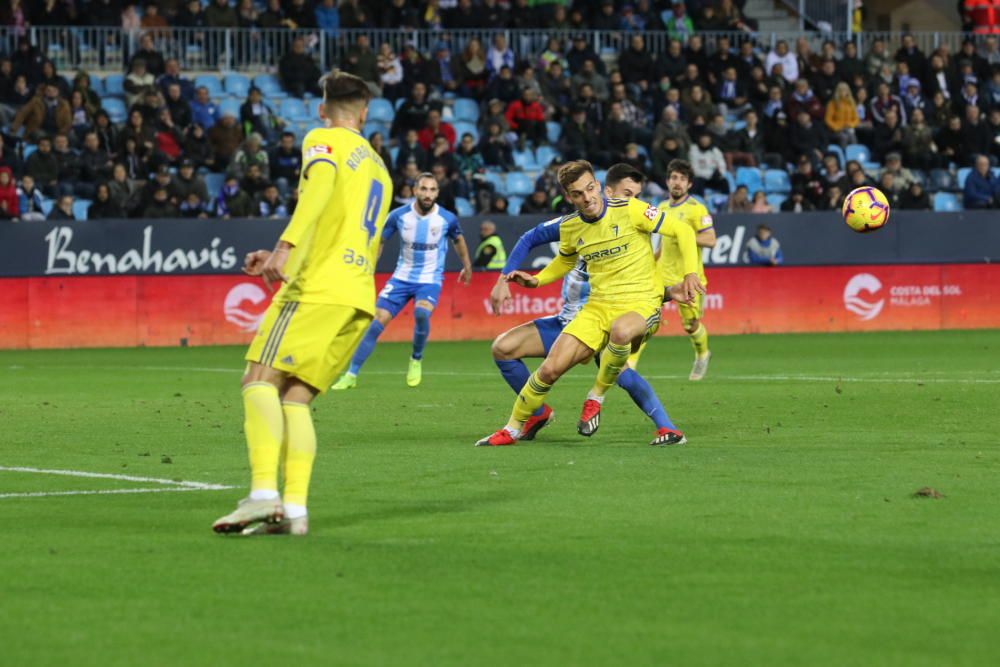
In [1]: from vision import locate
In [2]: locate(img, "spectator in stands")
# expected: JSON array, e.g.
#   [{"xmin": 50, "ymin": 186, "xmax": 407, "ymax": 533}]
[
  {"xmin": 900, "ymin": 108, "xmax": 937, "ymax": 170},
  {"xmin": 665, "ymin": 1, "xmax": 695, "ymax": 42},
  {"xmin": 923, "ymin": 54, "xmax": 956, "ymax": 103},
  {"xmin": 762, "ymin": 84, "xmax": 786, "ymax": 120},
  {"xmin": 878, "ymin": 172, "xmax": 902, "ymax": 209},
  {"xmin": 87, "ymin": 183, "xmax": 124, "ymax": 220},
  {"xmin": 177, "ymin": 0, "xmax": 209, "ymax": 28},
  {"xmin": 618, "ymin": 35, "xmax": 656, "ymax": 96},
  {"xmin": 427, "ymin": 43, "xmax": 461, "ymax": 96},
  {"xmin": 143, "ymin": 186, "xmax": 179, "ymax": 218},
  {"xmin": 872, "ymin": 107, "xmax": 903, "ymax": 161},
  {"xmin": 417, "ymin": 108, "xmax": 456, "ymax": 151},
  {"xmin": 205, "ymin": 0, "xmax": 238, "ymax": 26},
  {"xmin": 791, "ymin": 155, "xmax": 825, "ymax": 208},
  {"xmin": 455, "ymin": 38, "xmax": 487, "ymax": 95},
  {"xmin": 180, "ymin": 192, "xmax": 209, "ymax": 218},
  {"xmin": 651, "ymin": 135, "xmax": 685, "ymax": 187},
  {"xmin": 25, "ymin": 136, "xmax": 58, "ymax": 196},
  {"xmin": 73, "ymin": 72, "xmax": 101, "ymax": 111},
  {"xmin": 486, "ymin": 35, "xmax": 515, "ymax": 80},
  {"xmin": 11, "ymin": 83, "xmax": 71, "ymax": 140},
  {"xmin": 16, "ymin": 174, "xmax": 46, "ymax": 221},
  {"xmin": 240, "ymin": 87, "xmax": 281, "ymax": 143},
  {"xmin": 257, "ymin": 183, "xmax": 288, "ymax": 218},
  {"xmin": 38, "ymin": 61, "xmax": 69, "ymax": 100},
  {"xmin": 520, "ymin": 189, "xmax": 550, "ymax": 213},
  {"xmin": 191, "ymin": 87, "xmax": 219, "ymax": 130},
  {"xmin": 124, "ymin": 59, "xmax": 154, "ymax": 108},
  {"xmin": 963, "ymin": 154, "xmax": 1000, "ymax": 209},
  {"xmin": 454, "ymin": 132, "xmax": 484, "ymax": 198},
  {"xmin": 377, "ymin": 43, "xmax": 405, "ymax": 100},
  {"xmin": 505, "ymin": 88, "xmax": 546, "ymax": 147},
  {"xmin": 896, "ymin": 34, "xmax": 928, "ymax": 81},
  {"xmin": 429, "ymin": 161, "xmax": 457, "ymax": 212},
  {"xmin": 935, "ymin": 114, "xmax": 964, "ymax": 164},
  {"xmin": 215, "ymin": 175, "xmax": 254, "ymax": 218},
  {"xmin": 164, "ymin": 84, "xmax": 192, "ymax": 131},
  {"xmin": 0, "ymin": 166, "xmax": 18, "ymax": 220},
  {"xmin": 961, "ymin": 105, "xmax": 993, "ymax": 165},
  {"xmin": 744, "ymin": 224, "xmax": 783, "ymax": 265},
  {"xmin": 208, "ymin": 113, "xmax": 243, "ymax": 169},
  {"xmin": 732, "ymin": 109, "xmax": 765, "ymax": 167},
  {"xmin": 899, "ymin": 180, "xmax": 931, "ymax": 210},
  {"xmin": 825, "ymin": 82, "xmax": 859, "ymax": 147},
  {"xmin": 473, "ymin": 220, "xmax": 506, "ymax": 268},
  {"xmin": 486, "ymin": 64, "xmax": 520, "ymax": 104},
  {"xmin": 429, "ymin": 136, "xmax": 457, "ymax": 175},
  {"xmin": 1, "ymin": 74, "xmax": 32, "ymax": 126},
  {"xmin": 822, "ymin": 185, "xmax": 844, "ymax": 211},
  {"xmin": 315, "ymin": 0, "xmax": 340, "ymax": 36},
  {"xmin": 392, "ymin": 81, "xmax": 438, "ymax": 139},
  {"xmin": 48, "ymin": 195, "xmax": 75, "ymax": 221},
  {"xmin": 681, "ymin": 84, "xmax": 714, "ymax": 124},
  {"xmin": 120, "ymin": 109, "xmax": 155, "ymax": 159},
  {"xmin": 343, "ymin": 34, "xmax": 379, "ymax": 90},
  {"xmin": 368, "ymin": 131, "xmax": 392, "ymax": 171},
  {"xmin": 788, "ymin": 79, "xmax": 823, "ymax": 122},
  {"xmin": 571, "ymin": 59, "xmax": 608, "ymax": 102},
  {"xmin": 750, "ymin": 190, "xmax": 772, "ymax": 213},
  {"xmin": 715, "ymin": 65, "xmax": 749, "ymax": 116},
  {"xmin": 765, "ymin": 40, "xmax": 798, "ymax": 84},
  {"xmin": 727, "ymin": 185, "xmax": 752, "ymax": 212},
  {"xmin": 240, "ymin": 163, "xmax": 269, "ymax": 198},
  {"xmin": 790, "ymin": 111, "xmax": 826, "ymax": 166},
  {"xmin": 780, "ymin": 188, "xmax": 815, "ymax": 212},
  {"xmin": 183, "ymin": 123, "xmax": 214, "ymax": 170},
  {"xmin": 157, "ymin": 59, "xmax": 194, "ymax": 101},
  {"xmin": 279, "ymin": 37, "xmax": 322, "ymax": 98},
  {"xmin": 173, "ymin": 159, "xmax": 209, "ymax": 206},
  {"xmin": 229, "ymin": 133, "xmax": 269, "ymax": 181},
  {"xmin": 0, "ymin": 134, "xmax": 21, "ymax": 178},
  {"xmin": 68, "ymin": 90, "xmax": 94, "ymax": 143},
  {"xmin": 822, "ymin": 153, "xmax": 848, "ymax": 190},
  {"xmin": 865, "ymin": 39, "xmax": 891, "ymax": 78},
  {"xmin": 50, "ymin": 133, "xmax": 83, "ymax": 197},
  {"xmin": 900, "ymin": 79, "xmax": 926, "ymax": 120},
  {"xmin": 689, "ymin": 131, "xmax": 728, "ymax": 194},
  {"xmin": 397, "ymin": 129, "xmax": 428, "ymax": 172},
  {"xmin": 130, "ymin": 34, "xmax": 165, "ymax": 79},
  {"xmin": 539, "ymin": 61, "xmax": 572, "ymax": 118}
]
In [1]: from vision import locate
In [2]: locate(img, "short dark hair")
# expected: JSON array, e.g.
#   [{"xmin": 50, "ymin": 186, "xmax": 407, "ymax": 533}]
[
  {"xmin": 557, "ymin": 160, "xmax": 595, "ymax": 191},
  {"xmin": 320, "ymin": 71, "xmax": 371, "ymax": 109},
  {"xmin": 666, "ymin": 159, "xmax": 694, "ymax": 183},
  {"xmin": 605, "ymin": 163, "xmax": 646, "ymax": 189}
]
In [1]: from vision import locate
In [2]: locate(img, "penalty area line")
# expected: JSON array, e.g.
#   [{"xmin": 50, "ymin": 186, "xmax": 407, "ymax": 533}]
[
  {"xmin": 0, "ymin": 487, "xmax": 234, "ymax": 499},
  {"xmin": 0, "ymin": 466, "xmax": 235, "ymax": 500}
]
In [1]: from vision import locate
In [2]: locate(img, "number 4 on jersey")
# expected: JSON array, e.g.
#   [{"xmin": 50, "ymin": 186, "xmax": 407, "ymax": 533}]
[{"xmin": 362, "ymin": 180, "xmax": 384, "ymax": 244}]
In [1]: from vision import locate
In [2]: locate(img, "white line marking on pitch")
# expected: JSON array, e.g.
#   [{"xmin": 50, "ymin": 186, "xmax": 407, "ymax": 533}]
[{"xmin": 0, "ymin": 466, "xmax": 235, "ymax": 500}]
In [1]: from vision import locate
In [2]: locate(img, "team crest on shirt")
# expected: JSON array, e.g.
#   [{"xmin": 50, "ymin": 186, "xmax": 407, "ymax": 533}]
[
  {"xmin": 305, "ymin": 144, "xmax": 333, "ymax": 159},
  {"xmin": 577, "ymin": 238, "xmax": 585, "ymax": 246},
  {"xmin": 643, "ymin": 205, "xmax": 659, "ymax": 220},
  {"xmin": 702, "ymin": 215, "xmax": 713, "ymax": 226}
]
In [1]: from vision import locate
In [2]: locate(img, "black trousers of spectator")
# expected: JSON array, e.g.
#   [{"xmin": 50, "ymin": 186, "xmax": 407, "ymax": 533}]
[
  {"xmin": 515, "ymin": 120, "xmax": 547, "ymax": 147},
  {"xmin": 693, "ymin": 173, "xmax": 730, "ymax": 195}
]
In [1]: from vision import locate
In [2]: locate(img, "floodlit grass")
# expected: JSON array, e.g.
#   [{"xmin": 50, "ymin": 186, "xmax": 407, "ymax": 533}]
[{"xmin": 2, "ymin": 330, "xmax": 998, "ymax": 665}]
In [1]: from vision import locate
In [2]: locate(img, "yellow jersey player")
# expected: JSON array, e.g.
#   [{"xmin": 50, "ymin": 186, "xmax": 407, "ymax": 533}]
[
  {"xmin": 476, "ymin": 160, "xmax": 704, "ymax": 447},
  {"xmin": 212, "ymin": 72, "xmax": 393, "ymax": 536},
  {"xmin": 657, "ymin": 159, "xmax": 717, "ymax": 380}
]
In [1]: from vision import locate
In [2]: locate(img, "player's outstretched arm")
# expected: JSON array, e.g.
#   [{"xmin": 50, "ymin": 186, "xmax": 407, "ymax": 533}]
[
  {"xmin": 490, "ymin": 278, "xmax": 513, "ymax": 314},
  {"xmin": 243, "ymin": 249, "xmax": 271, "ymax": 276},
  {"xmin": 504, "ymin": 270, "xmax": 540, "ymax": 288},
  {"xmin": 451, "ymin": 235, "xmax": 473, "ymax": 285},
  {"xmin": 663, "ymin": 218, "xmax": 706, "ymax": 302},
  {"xmin": 665, "ymin": 282, "xmax": 696, "ymax": 306}
]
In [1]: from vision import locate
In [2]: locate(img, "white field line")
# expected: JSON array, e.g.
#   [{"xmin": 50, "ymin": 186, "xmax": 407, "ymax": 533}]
[
  {"xmin": 0, "ymin": 466, "xmax": 235, "ymax": 500},
  {"xmin": 5, "ymin": 365, "xmax": 1000, "ymax": 384}
]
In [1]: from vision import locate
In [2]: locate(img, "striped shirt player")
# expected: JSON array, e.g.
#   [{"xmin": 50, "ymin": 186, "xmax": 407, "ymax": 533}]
[{"xmin": 332, "ymin": 174, "xmax": 473, "ymax": 390}]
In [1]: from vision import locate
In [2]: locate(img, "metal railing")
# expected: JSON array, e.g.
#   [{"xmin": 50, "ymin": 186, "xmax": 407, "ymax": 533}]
[
  {"xmin": 2, "ymin": 26, "xmax": 991, "ymax": 74},
  {"xmin": 778, "ymin": 0, "xmax": 851, "ymax": 33}
]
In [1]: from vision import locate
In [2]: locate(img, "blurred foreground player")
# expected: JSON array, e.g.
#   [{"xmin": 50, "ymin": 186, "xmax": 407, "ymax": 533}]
[
  {"xmin": 476, "ymin": 160, "xmax": 703, "ymax": 447},
  {"xmin": 212, "ymin": 72, "xmax": 393, "ymax": 536},
  {"xmin": 332, "ymin": 174, "xmax": 472, "ymax": 390}
]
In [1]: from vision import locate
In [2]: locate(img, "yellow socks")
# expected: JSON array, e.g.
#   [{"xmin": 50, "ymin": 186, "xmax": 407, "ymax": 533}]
[
  {"xmin": 508, "ymin": 372, "xmax": 552, "ymax": 430},
  {"xmin": 242, "ymin": 382, "xmax": 284, "ymax": 496},
  {"xmin": 281, "ymin": 401, "xmax": 316, "ymax": 513},
  {"xmin": 689, "ymin": 323, "xmax": 710, "ymax": 358},
  {"xmin": 591, "ymin": 341, "xmax": 632, "ymax": 397}
]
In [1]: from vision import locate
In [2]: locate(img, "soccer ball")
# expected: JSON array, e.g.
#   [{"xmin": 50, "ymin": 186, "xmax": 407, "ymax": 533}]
[{"xmin": 842, "ymin": 186, "xmax": 890, "ymax": 233}]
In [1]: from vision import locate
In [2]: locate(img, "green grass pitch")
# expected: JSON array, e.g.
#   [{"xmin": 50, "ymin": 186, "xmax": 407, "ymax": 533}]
[{"xmin": 1, "ymin": 330, "xmax": 998, "ymax": 666}]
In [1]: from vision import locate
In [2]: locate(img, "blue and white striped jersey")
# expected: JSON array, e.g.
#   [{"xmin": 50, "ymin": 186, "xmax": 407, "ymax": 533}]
[
  {"xmin": 382, "ymin": 203, "xmax": 463, "ymax": 285},
  {"xmin": 503, "ymin": 215, "xmax": 591, "ymax": 323}
]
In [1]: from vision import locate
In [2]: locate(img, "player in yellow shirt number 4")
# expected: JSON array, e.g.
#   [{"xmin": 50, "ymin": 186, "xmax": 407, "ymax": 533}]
[
  {"xmin": 212, "ymin": 72, "xmax": 393, "ymax": 536},
  {"xmin": 476, "ymin": 160, "xmax": 705, "ymax": 447}
]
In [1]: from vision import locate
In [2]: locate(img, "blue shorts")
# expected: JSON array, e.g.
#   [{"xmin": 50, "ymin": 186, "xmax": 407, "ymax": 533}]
[
  {"xmin": 533, "ymin": 316, "xmax": 567, "ymax": 354},
  {"xmin": 376, "ymin": 278, "xmax": 442, "ymax": 318}
]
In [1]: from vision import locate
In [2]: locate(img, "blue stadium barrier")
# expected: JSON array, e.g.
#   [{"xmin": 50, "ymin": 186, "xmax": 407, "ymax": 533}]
[
  {"xmin": 453, "ymin": 98, "xmax": 480, "ymax": 123},
  {"xmin": 367, "ymin": 98, "xmax": 395, "ymax": 124},
  {"xmin": 933, "ymin": 192, "xmax": 961, "ymax": 212},
  {"xmin": 764, "ymin": 169, "xmax": 791, "ymax": 194}
]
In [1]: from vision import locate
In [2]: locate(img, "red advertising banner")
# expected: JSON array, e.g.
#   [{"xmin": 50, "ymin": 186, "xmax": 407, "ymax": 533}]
[{"xmin": 1, "ymin": 265, "xmax": 998, "ymax": 350}]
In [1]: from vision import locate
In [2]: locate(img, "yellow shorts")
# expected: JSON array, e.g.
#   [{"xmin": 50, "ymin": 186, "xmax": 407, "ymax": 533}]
[
  {"xmin": 245, "ymin": 300, "xmax": 372, "ymax": 393},
  {"xmin": 563, "ymin": 298, "xmax": 662, "ymax": 354},
  {"xmin": 676, "ymin": 292, "xmax": 705, "ymax": 329}
]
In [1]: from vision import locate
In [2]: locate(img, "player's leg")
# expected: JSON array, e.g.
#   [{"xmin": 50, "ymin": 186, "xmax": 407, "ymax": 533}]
[
  {"xmin": 681, "ymin": 293, "xmax": 711, "ymax": 380},
  {"xmin": 214, "ymin": 302, "xmax": 298, "ymax": 533},
  {"xmin": 476, "ymin": 331, "xmax": 593, "ymax": 446},
  {"xmin": 332, "ymin": 307, "xmax": 394, "ymax": 388},
  {"xmin": 580, "ymin": 306, "xmax": 660, "ymax": 436},
  {"xmin": 407, "ymin": 284, "xmax": 441, "ymax": 387},
  {"xmin": 491, "ymin": 317, "xmax": 558, "ymax": 440}
]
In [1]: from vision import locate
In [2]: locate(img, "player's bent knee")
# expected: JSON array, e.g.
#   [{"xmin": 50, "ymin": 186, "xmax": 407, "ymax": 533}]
[
  {"xmin": 610, "ymin": 321, "xmax": 641, "ymax": 345},
  {"xmin": 491, "ymin": 335, "xmax": 516, "ymax": 360},
  {"xmin": 374, "ymin": 308, "xmax": 393, "ymax": 326},
  {"xmin": 414, "ymin": 300, "xmax": 435, "ymax": 314},
  {"xmin": 684, "ymin": 318, "xmax": 700, "ymax": 334}
]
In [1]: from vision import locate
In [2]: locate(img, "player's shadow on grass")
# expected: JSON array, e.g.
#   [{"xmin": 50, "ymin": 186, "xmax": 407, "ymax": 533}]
[{"xmin": 327, "ymin": 492, "xmax": 516, "ymax": 528}]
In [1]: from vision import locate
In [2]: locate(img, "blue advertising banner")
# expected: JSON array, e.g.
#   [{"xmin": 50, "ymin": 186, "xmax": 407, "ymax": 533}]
[{"xmin": 0, "ymin": 212, "xmax": 998, "ymax": 278}]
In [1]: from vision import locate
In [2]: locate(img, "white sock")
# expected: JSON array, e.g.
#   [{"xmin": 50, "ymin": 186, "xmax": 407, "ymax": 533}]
[
  {"xmin": 505, "ymin": 426, "xmax": 522, "ymax": 438},
  {"xmin": 250, "ymin": 489, "xmax": 280, "ymax": 501},
  {"xmin": 284, "ymin": 502, "xmax": 308, "ymax": 519},
  {"xmin": 586, "ymin": 391, "xmax": 605, "ymax": 404}
]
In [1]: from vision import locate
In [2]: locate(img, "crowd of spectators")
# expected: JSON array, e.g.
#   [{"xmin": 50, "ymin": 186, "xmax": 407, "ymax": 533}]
[{"xmin": 1, "ymin": 1, "xmax": 999, "ymax": 220}]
